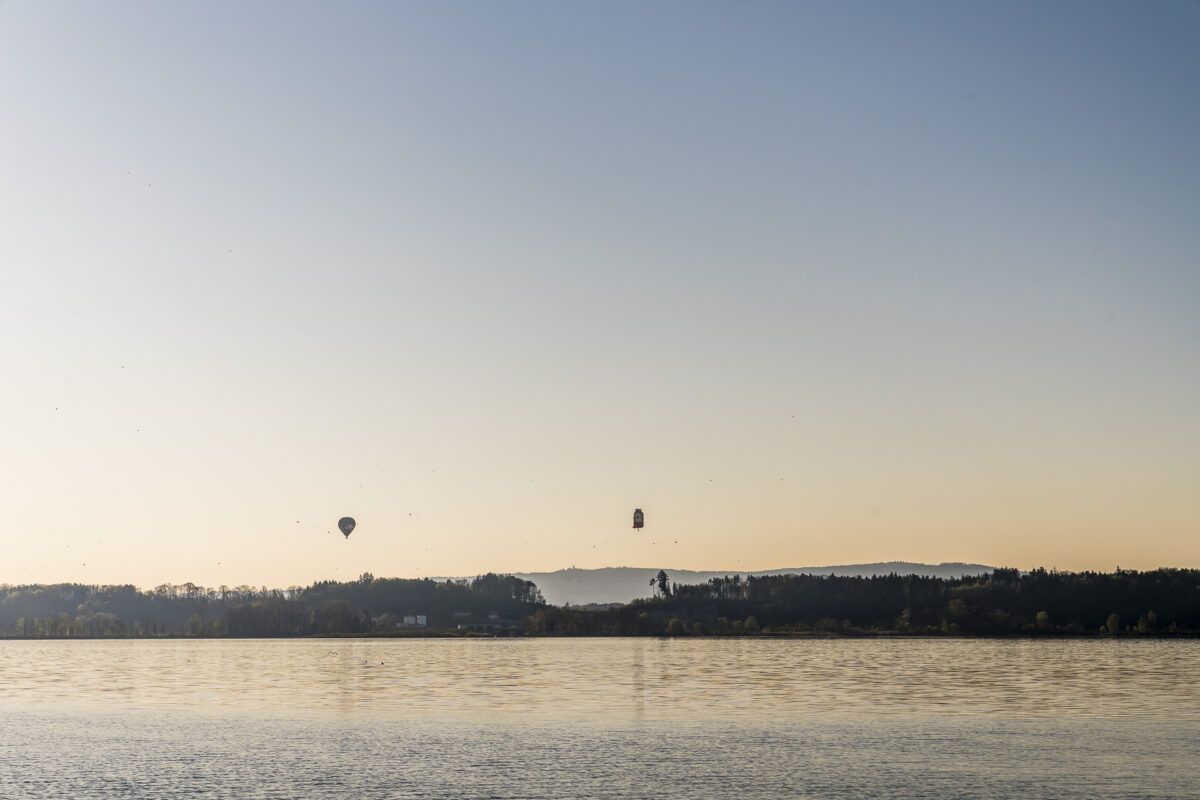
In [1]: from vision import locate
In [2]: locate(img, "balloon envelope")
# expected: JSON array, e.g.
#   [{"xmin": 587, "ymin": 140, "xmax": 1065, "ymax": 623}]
[{"xmin": 338, "ymin": 517, "xmax": 356, "ymax": 538}]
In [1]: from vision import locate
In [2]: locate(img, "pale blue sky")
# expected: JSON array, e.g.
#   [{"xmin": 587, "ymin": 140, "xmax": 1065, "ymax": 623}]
[{"xmin": 1, "ymin": 2, "xmax": 1197, "ymax": 586}]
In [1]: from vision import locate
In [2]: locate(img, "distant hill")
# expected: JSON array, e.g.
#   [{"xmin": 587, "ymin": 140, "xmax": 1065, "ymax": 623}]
[{"xmin": 510, "ymin": 562, "xmax": 996, "ymax": 606}]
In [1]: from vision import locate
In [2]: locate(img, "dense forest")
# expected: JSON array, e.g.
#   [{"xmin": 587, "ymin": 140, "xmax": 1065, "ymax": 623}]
[
  {"xmin": 0, "ymin": 573, "xmax": 543, "ymax": 637},
  {"xmin": 2, "ymin": 568, "xmax": 1198, "ymax": 637},
  {"xmin": 528, "ymin": 568, "xmax": 1200, "ymax": 636}
]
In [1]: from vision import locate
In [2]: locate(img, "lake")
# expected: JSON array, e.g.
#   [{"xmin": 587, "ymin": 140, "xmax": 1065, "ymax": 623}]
[{"xmin": 1, "ymin": 638, "xmax": 1197, "ymax": 798}]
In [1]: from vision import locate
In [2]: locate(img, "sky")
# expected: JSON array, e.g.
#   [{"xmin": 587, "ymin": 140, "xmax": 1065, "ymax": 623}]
[{"xmin": 1, "ymin": 1, "xmax": 1198, "ymax": 588}]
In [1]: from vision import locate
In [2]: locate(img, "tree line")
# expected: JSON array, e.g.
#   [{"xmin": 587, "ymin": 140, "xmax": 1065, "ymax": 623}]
[
  {"xmin": 526, "ymin": 568, "xmax": 1200, "ymax": 636},
  {"xmin": 4, "ymin": 567, "xmax": 1198, "ymax": 638},
  {"xmin": 0, "ymin": 573, "xmax": 544, "ymax": 637}
]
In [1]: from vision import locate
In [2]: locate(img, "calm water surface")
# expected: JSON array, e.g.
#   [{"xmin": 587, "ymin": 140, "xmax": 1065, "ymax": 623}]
[{"xmin": 1, "ymin": 638, "xmax": 1197, "ymax": 798}]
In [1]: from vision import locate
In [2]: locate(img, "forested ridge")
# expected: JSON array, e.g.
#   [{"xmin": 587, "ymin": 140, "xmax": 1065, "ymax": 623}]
[
  {"xmin": 0, "ymin": 573, "xmax": 543, "ymax": 637},
  {"xmin": 529, "ymin": 568, "xmax": 1200, "ymax": 636},
  {"xmin": 2, "ymin": 568, "xmax": 1198, "ymax": 637}
]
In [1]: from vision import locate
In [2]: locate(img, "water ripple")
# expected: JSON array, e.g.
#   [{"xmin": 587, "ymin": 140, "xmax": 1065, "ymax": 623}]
[{"xmin": 0, "ymin": 638, "xmax": 1197, "ymax": 721}]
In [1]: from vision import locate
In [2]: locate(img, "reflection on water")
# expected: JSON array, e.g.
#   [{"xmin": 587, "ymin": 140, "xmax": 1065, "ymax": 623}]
[
  {"xmin": 1, "ymin": 639, "xmax": 1198, "ymax": 799},
  {"xmin": 0, "ymin": 637, "xmax": 1196, "ymax": 720}
]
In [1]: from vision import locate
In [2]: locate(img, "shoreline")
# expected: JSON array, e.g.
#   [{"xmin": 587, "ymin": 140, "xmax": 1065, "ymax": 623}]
[{"xmin": 2, "ymin": 631, "xmax": 1197, "ymax": 641}]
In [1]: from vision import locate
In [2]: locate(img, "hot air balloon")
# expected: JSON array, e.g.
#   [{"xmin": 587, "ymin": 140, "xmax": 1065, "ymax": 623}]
[
  {"xmin": 632, "ymin": 508, "xmax": 644, "ymax": 529},
  {"xmin": 338, "ymin": 517, "xmax": 356, "ymax": 539}
]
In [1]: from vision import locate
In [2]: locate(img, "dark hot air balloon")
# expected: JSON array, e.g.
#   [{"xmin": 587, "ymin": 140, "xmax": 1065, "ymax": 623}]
[
  {"xmin": 632, "ymin": 508, "xmax": 644, "ymax": 529},
  {"xmin": 338, "ymin": 517, "xmax": 356, "ymax": 539}
]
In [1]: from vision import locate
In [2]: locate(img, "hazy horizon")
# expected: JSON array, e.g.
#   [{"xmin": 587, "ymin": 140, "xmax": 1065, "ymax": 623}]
[
  {"xmin": 1, "ymin": 558, "xmax": 995, "ymax": 586},
  {"xmin": 3, "ymin": 2, "xmax": 1197, "ymax": 588},
  {"xmin": 0, "ymin": 557, "xmax": 1174, "ymax": 594}
]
